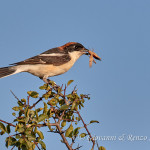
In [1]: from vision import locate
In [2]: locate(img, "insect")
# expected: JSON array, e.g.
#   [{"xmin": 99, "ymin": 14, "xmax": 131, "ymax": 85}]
[{"xmin": 88, "ymin": 50, "xmax": 101, "ymax": 67}]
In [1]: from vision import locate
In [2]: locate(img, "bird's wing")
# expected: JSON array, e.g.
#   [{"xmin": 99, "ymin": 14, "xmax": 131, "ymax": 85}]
[{"xmin": 10, "ymin": 55, "xmax": 71, "ymax": 66}]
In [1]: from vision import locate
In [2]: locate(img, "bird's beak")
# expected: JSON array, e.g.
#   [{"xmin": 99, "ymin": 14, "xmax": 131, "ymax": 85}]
[{"xmin": 81, "ymin": 48, "xmax": 89, "ymax": 54}]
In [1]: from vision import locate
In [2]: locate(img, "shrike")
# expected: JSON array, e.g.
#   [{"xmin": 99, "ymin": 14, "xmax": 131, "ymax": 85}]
[{"xmin": 0, "ymin": 42, "xmax": 93, "ymax": 83}]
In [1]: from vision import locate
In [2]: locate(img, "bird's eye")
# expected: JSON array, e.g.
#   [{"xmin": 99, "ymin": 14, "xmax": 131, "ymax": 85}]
[
  {"xmin": 74, "ymin": 45, "xmax": 83, "ymax": 49},
  {"xmin": 75, "ymin": 45, "xmax": 79, "ymax": 49}
]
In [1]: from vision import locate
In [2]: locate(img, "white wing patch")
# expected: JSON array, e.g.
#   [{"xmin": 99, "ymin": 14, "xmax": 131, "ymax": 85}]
[{"xmin": 39, "ymin": 53, "xmax": 66, "ymax": 56}]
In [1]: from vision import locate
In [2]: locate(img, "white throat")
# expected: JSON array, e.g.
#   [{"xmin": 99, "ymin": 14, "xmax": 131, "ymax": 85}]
[{"xmin": 69, "ymin": 51, "xmax": 83, "ymax": 63}]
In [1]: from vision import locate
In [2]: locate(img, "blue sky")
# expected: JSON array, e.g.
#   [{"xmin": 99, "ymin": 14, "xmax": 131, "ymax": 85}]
[{"xmin": 0, "ymin": 0, "xmax": 150, "ymax": 149}]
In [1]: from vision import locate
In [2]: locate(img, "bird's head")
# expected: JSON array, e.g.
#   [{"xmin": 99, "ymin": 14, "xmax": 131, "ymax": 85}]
[{"xmin": 59, "ymin": 42, "xmax": 89, "ymax": 55}]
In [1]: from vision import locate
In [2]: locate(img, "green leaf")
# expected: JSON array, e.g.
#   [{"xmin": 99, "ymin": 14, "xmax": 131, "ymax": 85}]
[
  {"xmin": 36, "ymin": 108, "xmax": 43, "ymax": 112},
  {"xmin": 17, "ymin": 127, "xmax": 25, "ymax": 133},
  {"xmin": 47, "ymin": 98, "xmax": 57, "ymax": 106},
  {"xmin": 6, "ymin": 125, "xmax": 10, "ymax": 134},
  {"xmin": 90, "ymin": 120, "xmax": 99, "ymax": 124},
  {"xmin": 67, "ymin": 80, "xmax": 74, "ymax": 86},
  {"xmin": 99, "ymin": 146, "xmax": 106, "ymax": 150},
  {"xmin": 67, "ymin": 94, "xmax": 73, "ymax": 99},
  {"xmin": 73, "ymin": 127, "xmax": 80, "ymax": 136},
  {"xmin": 38, "ymin": 114, "xmax": 47, "ymax": 122},
  {"xmin": 18, "ymin": 101, "xmax": 23, "ymax": 106},
  {"xmin": 61, "ymin": 120, "xmax": 66, "ymax": 127},
  {"xmin": 39, "ymin": 84, "xmax": 50, "ymax": 90},
  {"xmin": 35, "ymin": 109, "xmax": 39, "ymax": 120},
  {"xmin": 5, "ymin": 137, "xmax": 16, "ymax": 147},
  {"xmin": 65, "ymin": 124, "xmax": 73, "ymax": 138},
  {"xmin": 16, "ymin": 134, "xmax": 20, "ymax": 139},
  {"xmin": 21, "ymin": 98, "xmax": 26, "ymax": 103},
  {"xmin": 27, "ymin": 91, "xmax": 39, "ymax": 98},
  {"xmin": 57, "ymin": 87, "xmax": 62, "ymax": 93},
  {"xmin": 60, "ymin": 105, "xmax": 69, "ymax": 110},
  {"xmin": 25, "ymin": 106, "xmax": 30, "ymax": 118},
  {"xmin": 12, "ymin": 112, "xmax": 16, "ymax": 116},
  {"xmin": 80, "ymin": 133, "xmax": 87, "ymax": 138},
  {"xmin": 39, "ymin": 140, "xmax": 46, "ymax": 150},
  {"xmin": 43, "ymin": 102, "xmax": 48, "ymax": 114},
  {"xmin": 36, "ymin": 130, "xmax": 44, "ymax": 140},
  {"xmin": 27, "ymin": 134, "xmax": 36, "ymax": 141},
  {"xmin": 0, "ymin": 131, "xmax": 5, "ymax": 135},
  {"xmin": 75, "ymin": 117, "xmax": 80, "ymax": 121},
  {"xmin": 49, "ymin": 80, "xmax": 56, "ymax": 87},
  {"xmin": 0, "ymin": 122, "xmax": 6, "ymax": 132},
  {"xmin": 12, "ymin": 106, "xmax": 20, "ymax": 111},
  {"xmin": 25, "ymin": 140, "xmax": 33, "ymax": 149},
  {"xmin": 71, "ymin": 102, "xmax": 76, "ymax": 110}
]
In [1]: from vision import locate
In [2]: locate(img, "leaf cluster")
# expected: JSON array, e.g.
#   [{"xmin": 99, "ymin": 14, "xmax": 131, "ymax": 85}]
[{"xmin": 0, "ymin": 80, "xmax": 105, "ymax": 150}]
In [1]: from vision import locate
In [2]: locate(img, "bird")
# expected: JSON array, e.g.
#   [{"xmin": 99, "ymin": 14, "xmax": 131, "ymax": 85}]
[{"xmin": 0, "ymin": 42, "xmax": 90, "ymax": 83}]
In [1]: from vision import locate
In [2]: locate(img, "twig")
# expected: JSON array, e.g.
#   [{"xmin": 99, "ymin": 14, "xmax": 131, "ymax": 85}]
[
  {"xmin": 74, "ymin": 144, "xmax": 82, "ymax": 150},
  {"xmin": 62, "ymin": 119, "xmax": 77, "ymax": 123},
  {"xmin": 10, "ymin": 90, "xmax": 20, "ymax": 101},
  {"xmin": 58, "ymin": 110, "xmax": 65, "ymax": 123},
  {"xmin": 56, "ymin": 124, "xmax": 72, "ymax": 150},
  {"xmin": 9, "ymin": 133, "xmax": 21, "ymax": 138},
  {"xmin": 76, "ymin": 110, "xmax": 95, "ymax": 149},
  {"xmin": 48, "ymin": 130, "xmax": 65, "ymax": 134},
  {"xmin": 71, "ymin": 137, "xmax": 76, "ymax": 147},
  {"xmin": 27, "ymin": 96, "xmax": 30, "ymax": 106},
  {"xmin": 0, "ymin": 119, "xmax": 16, "ymax": 127},
  {"xmin": 11, "ymin": 145, "xmax": 15, "ymax": 150},
  {"xmin": 34, "ymin": 141, "xmax": 40, "ymax": 150},
  {"xmin": 37, "ymin": 123, "xmax": 57, "ymax": 128},
  {"xmin": 48, "ymin": 81, "xmax": 68, "ymax": 105},
  {"xmin": 63, "ymin": 84, "xmax": 68, "ymax": 105},
  {"xmin": 29, "ymin": 97, "xmax": 43, "ymax": 109},
  {"xmin": 96, "ymin": 139, "xmax": 99, "ymax": 149}
]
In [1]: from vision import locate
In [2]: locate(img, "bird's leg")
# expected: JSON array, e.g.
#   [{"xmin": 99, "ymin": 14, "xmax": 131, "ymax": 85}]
[
  {"xmin": 39, "ymin": 76, "xmax": 49, "ymax": 84},
  {"xmin": 40, "ymin": 77, "xmax": 59, "ymax": 90}
]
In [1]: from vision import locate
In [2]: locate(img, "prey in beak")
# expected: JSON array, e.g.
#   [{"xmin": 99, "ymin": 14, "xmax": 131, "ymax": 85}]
[{"xmin": 85, "ymin": 49, "xmax": 101, "ymax": 67}]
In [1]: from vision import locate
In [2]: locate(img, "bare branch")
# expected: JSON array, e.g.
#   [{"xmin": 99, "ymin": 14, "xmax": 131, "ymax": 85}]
[
  {"xmin": 27, "ymin": 96, "xmax": 30, "ymax": 106},
  {"xmin": 56, "ymin": 124, "xmax": 72, "ymax": 150},
  {"xmin": 37, "ymin": 123, "xmax": 57, "ymax": 128},
  {"xmin": 76, "ymin": 110, "xmax": 95, "ymax": 149},
  {"xmin": 10, "ymin": 90, "xmax": 20, "ymax": 101},
  {"xmin": 11, "ymin": 145, "xmax": 15, "ymax": 150},
  {"xmin": 0, "ymin": 119, "xmax": 16, "ymax": 127},
  {"xmin": 34, "ymin": 141, "xmax": 40, "ymax": 150},
  {"xmin": 29, "ymin": 97, "xmax": 43, "ymax": 109}
]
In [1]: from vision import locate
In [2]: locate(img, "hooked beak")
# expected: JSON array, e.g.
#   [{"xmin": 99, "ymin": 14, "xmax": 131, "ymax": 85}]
[{"xmin": 81, "ymin": 48, "xmax": 89, "ymax": 54}]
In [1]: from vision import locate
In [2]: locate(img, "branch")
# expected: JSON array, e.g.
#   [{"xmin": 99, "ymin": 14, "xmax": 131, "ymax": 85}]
[
  {"xmin": 0, "ymin": 119, "xmax": 16, "ymax": 127},
  {"xmin": 48, "ymin": 81, "xmax": 68, "ymax": 105},
  {"xmin": 29, "ymin": 97, "xmax": 43, "ymax": 109},
  {"xmin": 73, "ymin": 145, "xmax": 83, "ymax": 150},
  {"xmin": 11, "ymin": 145, "xmax": 15, "ymax": 150},
  {"xmin": 10, "ymin": 90, "xmax": 20, "ymax": 101},
  {"xmin": 27, "ymin": 96, "xmax": 30, "ymax": 106},
  {"xmin": 34, "ymin": 141, "xmax": 40, "ymax": 150},
  {"xmin": 63, "ymin": 85, "xmax": 68, "ymax": 105},
  {"xmin": 37, "ymin": 123, "xmax": 57, "ymax": 128},
  {"xmin": 56, "ymin": 124, "xmax": 72, "ymax": 150},
  {"xmin": 76, "ymin": 110, "xmax": 95, "ymax": 149}
]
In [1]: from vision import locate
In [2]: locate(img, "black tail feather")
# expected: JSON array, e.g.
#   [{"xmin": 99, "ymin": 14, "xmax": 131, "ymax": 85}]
[{"xmin": 0, "ymin": 67, "xmax": 16, "ymax": 79}]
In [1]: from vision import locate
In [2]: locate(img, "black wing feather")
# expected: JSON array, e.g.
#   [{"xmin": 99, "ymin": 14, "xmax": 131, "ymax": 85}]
[{"xmin": 10, "ymin": 55, "xmax": 71, "ymax": 66}]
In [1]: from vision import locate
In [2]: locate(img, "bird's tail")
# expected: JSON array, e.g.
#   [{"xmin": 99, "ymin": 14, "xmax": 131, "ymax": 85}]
[{"xmin": 0, "ymin": 67, "xmax": 16, "ymax": 79}]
